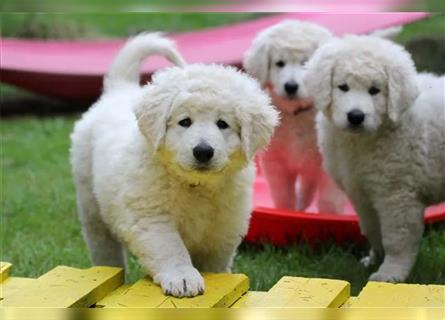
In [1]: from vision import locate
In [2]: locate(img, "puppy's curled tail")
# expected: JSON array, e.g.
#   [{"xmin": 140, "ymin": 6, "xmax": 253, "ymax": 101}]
[
  {"xmin": 369, "ymin": 25, "xmax": 402, "ymax": 40},
  {"xmin": 104, "ymin": 32, "xmax": 186, "ymax": 91}
]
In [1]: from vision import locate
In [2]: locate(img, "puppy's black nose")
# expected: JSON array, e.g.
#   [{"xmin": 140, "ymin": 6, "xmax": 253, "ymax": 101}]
[
  {"xmin": 193, "ymin": 143, "xmax": 214, "ymax": 163},
  {"xmin": 284, "ymin": 81, "xmax": 299, "ymax": 96},
  {"xmin": 347, "ymin": 109, "xmax": 365, "ymax": 126}
]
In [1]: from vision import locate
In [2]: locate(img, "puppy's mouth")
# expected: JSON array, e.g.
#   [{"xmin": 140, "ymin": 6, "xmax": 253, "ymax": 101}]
[
  {"xmin": 179, "ymin": 162, "xmax": 223, "ymax": 174},
  {"xmin": 346, "ymin": 125, "xmax": 365, "ymax": 132},
  {"xmin": 194, "ymin": 164, "xmax": 213, "ymax": 171}
]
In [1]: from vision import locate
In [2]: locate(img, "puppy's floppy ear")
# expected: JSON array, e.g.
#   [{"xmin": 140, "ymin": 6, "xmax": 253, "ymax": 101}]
[
  {"xmin": 303, "ymin": 41, "xmax": 338, "ymax": 112},
  {"xmin": 243, "ymin": 33, "xmax": 270, "ymax": 85},
  {"xmin": 134, "ymin": 84, "xmax": 176, "ymax": 150},
  {"xmin": 134, "ymin": 68, "xmax": 188, "ymax": 150},
  {"xmin": 386, "ymin": 49, "xmax": 419, "ymax": 123},
  {"xmin": 238, "ymin": 102, "xmax": 279, "ymax": 160}
]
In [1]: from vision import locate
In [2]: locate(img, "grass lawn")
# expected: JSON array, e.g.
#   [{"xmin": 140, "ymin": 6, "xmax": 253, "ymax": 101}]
[{"xmin": 1, "ymin": 13, "xmax": 445, "ymax": 296}]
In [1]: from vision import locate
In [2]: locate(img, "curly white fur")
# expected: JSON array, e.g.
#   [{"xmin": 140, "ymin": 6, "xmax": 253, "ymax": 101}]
[
  {"xmin": 243, "ymin": 20, "xmax": 345, "ymax": 212},
  {"xmin": 70, "ymin": 33, "xmax": 278, "ymax": 297},
  {"xmin": 304, "ymin": 35, "xmax": 445, "ymax": 282}
]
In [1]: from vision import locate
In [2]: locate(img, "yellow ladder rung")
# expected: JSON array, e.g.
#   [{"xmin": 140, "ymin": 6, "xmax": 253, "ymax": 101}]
[
  {"xmin": 100, "ymin": 273, "xmax": 249, "ymax": 308},
  {"xmin": 347, "ymin": 281, "xmax": 445, "ymax": 307},
  {"xmin": 0, "ymin": 265, "xmax": 124, "ymax": 307}
]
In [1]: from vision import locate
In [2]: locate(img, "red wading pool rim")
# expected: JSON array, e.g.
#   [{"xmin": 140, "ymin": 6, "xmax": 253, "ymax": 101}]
[{"xmin": 246, "ymin": 170, "xmax": 445, "ymax": 246}]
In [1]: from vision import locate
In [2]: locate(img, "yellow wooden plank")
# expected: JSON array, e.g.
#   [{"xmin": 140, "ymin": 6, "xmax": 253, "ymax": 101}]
[
  {"xmin": 0, "ymin": 262, "xmax": 12, "ymax": 282},
  {"xmin": 340, "ymin": 296, "xmax": 358, "ymax": 308},
  {"xmin": 231, "ymin": 291, "xmax": 268, "ymax": 308},
  {"xmin": 101, "ymin": 273, "xmax": 249, "ymax": 308},
  {"xmin": 159, "ymin": 273, "xmax": 249, "ymax": 308},
  {"xmin": 0, "ymin": 277, "xmax": 36, "ymax": 300},
  {"xmin": 0, "ymin": 265, "xmax": 124, "ymax": 307},
  {"xmin": 348, "ymin": 281, "xmax": 445, "ymax": 307},
  {"xmin": 99, "ymin": 277, "xmax": 169, "ymax": 307},
  {"xmin": 95, "ymin": 284, "xmax": 132, "ymax": 307},
  {"xmin": 248, "ymin": 276, "xmax": 350, "ymax": 307}
]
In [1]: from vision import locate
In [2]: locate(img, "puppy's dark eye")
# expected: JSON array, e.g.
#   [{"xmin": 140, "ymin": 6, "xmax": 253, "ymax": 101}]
[
  {"xmin": 178, "ymin": 118, "xmax": 192, "ymax": 128},
  {"xmin": 216, "ymin": 119, "xmax": 229, "ymax": 129},
  {"xmin": 275, "ymin": 60, "xmax": 285, "ymax": 68},
  {"xmin": 369, "ymin": 86, "xmax": 380, "ymax": 95},
  {"xmin": 338, "ymin": 84, "xmax": 349, "ymax": 92}
]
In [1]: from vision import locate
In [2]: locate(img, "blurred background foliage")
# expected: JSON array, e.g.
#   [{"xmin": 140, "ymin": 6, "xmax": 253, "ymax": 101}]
[{"xmin": 0, "ymin": 13, "xmax": 265, "ymax": 39}]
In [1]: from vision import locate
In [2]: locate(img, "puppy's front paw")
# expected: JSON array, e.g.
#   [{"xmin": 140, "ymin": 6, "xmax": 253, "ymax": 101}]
[
  {"xmin": 369, "ymin": 271, "xmax": 403, "ymax": 283},
  {"xmin": 154, "ymin": 266, "xmax": 204, "ymax": 297}
]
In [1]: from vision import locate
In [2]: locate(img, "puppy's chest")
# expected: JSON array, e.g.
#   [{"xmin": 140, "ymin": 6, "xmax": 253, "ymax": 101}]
[
  {"xmin": 170, "ymin": 186, "xmax": 242, "ymax": 244},
  {"xmin": 267, "ymin": 111, "xmax": 319, "ymax": 163},
  {"xmin": 276, "ymin": 110, "xmax": 317, "ymax": 142},
  {"xmin": 332, "ymin": 136, "xmax": 389, "ymax": 188}
]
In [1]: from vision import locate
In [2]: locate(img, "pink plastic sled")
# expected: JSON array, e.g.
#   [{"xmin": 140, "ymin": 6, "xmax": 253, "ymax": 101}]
[{"xmin": 1, "ymin": 12, "xmax": 429, "ymax": 101}]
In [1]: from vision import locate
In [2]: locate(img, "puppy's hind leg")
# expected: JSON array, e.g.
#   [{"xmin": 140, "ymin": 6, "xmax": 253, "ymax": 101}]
[
  {"xmin": 348, "ymin": 191, "xmax": 383, "ymax": 267},
  {"xmin": 296, "ymin": 171, "xmax": 317, "ymax": 211},
  {"xmin": 317, "ymin": 172, "xmax": 345, "ymax": 214},
  {"xmin": 71, "ymin": 127, "xmax": 126, "ymax": 268},
  {"xmin": 192, "ymin": 241, "xmax": 240, "ymax": 273},
  {"xmin": 76, "ymin": 182, "xmax": 127, "ymax": 269},
  {"xmin": 261, "ymin": 159, "xmax": 297, "ymax": 210}
]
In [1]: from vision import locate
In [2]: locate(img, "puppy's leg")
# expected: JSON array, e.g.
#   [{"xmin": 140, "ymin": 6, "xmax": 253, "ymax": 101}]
[
  {"xmin": 369, "ymin": 197, "xmax": 424, "ymax": 282},
  {"xmin": 121, "ymin": 214, "xmax": 204, "ymax": 297},
  {"xmin": 192, "ymin": 237, "xmax": 242, "ymax": 273},
  {"xmin": 72, "ymin": 130, "xmax": 127, "ymax": 268},
  {"xmin": 76, "ymin": 185, "xmax": 127, "ymax": 268},
  {"xmin": 317, "ymin": 172, "xmax": 345, "ymax": 214},
  {"xmin": 348, "ymin": 191, "xmax": 383, "ymax": 267},
  {"xmin": 296, "ymin": 172, "xmax": 317, "ymax": 211},
  {"xmin": 357, "ymin": 210, "xmax": 383, "ymax": 268},
  {"xmin": 262, "ymin": 159, "xmax": 296, "ymax": 209}
]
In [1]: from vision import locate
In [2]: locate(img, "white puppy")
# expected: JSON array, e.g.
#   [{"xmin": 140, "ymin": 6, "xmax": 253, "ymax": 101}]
[
  {"xmin": 244, "ymin": 20, "xmax": 344, "ymax": 212},
  {"xmin": 304, "ymin": 35, "xmax": 445, "ymax": 282},
  {"xmin": 70, "ymin": 33, "xmax": 278, "ymax": 297}
]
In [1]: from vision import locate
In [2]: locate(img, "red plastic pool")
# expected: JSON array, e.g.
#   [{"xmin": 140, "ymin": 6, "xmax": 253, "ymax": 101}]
[{"xmin": 246, "ymin": 169, "xmax": 445, "ymax": 246}]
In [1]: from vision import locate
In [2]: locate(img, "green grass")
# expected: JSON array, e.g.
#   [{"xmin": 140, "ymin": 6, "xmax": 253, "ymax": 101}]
[
  {"xmin": 1, "ymin": 117, "xmax": 444, "ymax": 295},
  {"xmin": 396, "ymin": 14, "xmax": 445, "ymax": 43}
]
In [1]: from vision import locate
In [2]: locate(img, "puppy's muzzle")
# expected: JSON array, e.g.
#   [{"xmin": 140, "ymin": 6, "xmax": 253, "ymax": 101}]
[
  {"xmin": 193, "ymin": 142, "xmax": 214, "ymax": 164},
  {"xmin": 284, "ymin": 81, "xmax": 299, "ymax": 97},
  {"xmin": 347, "ymin": 109, "xmax": 365, "ymax": 128}
]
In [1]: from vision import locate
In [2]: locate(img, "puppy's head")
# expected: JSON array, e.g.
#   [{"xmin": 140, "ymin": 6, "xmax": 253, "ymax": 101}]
[
  {"xmin": 135, "ymin": 64, "xmax": 278, "ymax": 183},
  {"xmin": 304, "ymin": 35, "xmax": 419, "ymax": 132},
  {"xmin": 243, "ymin": 20, "xmax": 332, "ymax": 101}
]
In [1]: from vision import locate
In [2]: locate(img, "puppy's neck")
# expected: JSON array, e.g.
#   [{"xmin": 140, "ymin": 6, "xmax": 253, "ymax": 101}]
[{"xmin": 268, "ymin": 89, "xmax": 313, "ymax": 116}]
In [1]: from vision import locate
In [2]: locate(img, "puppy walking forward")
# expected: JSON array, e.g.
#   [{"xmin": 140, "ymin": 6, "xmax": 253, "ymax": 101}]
[{"xmin": 70, "ymin": 33, "xmax": 278, "ymax": 297}]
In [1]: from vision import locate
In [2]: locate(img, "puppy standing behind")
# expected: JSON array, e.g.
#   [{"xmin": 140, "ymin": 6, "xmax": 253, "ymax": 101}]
[
  {"xmin": 243, "ymin": 20, "xmax": 345, "ymax": 213},
  {"xmin": 70, "ymin": 33, "xmax": 278, "ymax": 297},
  {"xmin": 304, "ymin": 35, "xmax": 445, "ymax": 282}
]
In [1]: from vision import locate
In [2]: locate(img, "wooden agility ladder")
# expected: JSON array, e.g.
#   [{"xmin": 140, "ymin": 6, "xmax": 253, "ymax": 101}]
[{"xmin": 0, "ymin": 261, "xmax": 443, "ymax": 308}]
